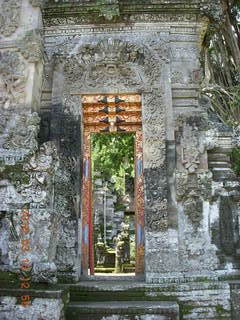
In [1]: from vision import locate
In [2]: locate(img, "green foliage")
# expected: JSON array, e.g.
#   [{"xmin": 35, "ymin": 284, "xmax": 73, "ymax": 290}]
[
  {"xmin": 231, "ymin": 147, "xmax": 240, "ymax": 176},
  {"xmin": 205, "ymin": 85, "xmax": 240, "ymax": 126},
  {"xmin": 202, "ymin": 1, "xmax": 240, "ymax": 176},
  {"xmin": 91, "ymin": 133, "xmax": 134, "ymax": 194}
]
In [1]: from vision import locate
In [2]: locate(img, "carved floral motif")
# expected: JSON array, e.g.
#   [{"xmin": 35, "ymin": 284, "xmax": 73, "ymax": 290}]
[
  {"xmin": 0, "ymin": 0, "xmax": 21, "ymax": 37},
  {"xmin": 62, "ymin": 38, "xmax": 148, "ymax": 91},
  {"xmin": 143, "ymin": 92, "xmax": 168, "ymax": 232}
]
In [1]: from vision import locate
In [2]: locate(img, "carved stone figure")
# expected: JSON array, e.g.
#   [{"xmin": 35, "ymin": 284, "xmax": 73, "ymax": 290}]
[
  {"xmin": 115, "ymin": 233, "xmax": 125, "ymax": 273},
  {"xmin": 95, "ymin": 234, "xmax": 106, "ymax": 266},
  {"xmin": 115, "ymin": 223, "xmax": 130, "ymax": 272},
  {"xmin": 181, "ymin": 124, "xmax": 204, "ymax": 173}
]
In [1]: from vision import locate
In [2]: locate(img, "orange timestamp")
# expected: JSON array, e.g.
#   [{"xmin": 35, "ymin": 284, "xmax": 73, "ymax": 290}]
[{"xmin": 19, "ymin": 208, "xmax": 32, "ymax": 307}]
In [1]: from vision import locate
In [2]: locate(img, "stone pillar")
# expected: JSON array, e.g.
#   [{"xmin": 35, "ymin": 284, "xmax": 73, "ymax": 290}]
[{"xmin": 0, "ymin": 0, "xmax": 59, "ymax": 282}]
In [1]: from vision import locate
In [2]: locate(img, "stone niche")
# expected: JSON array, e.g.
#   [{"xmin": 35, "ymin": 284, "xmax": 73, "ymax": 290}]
[{"xmin": 0, "ymin": 0, "xmax": 239, "ymax": 290}]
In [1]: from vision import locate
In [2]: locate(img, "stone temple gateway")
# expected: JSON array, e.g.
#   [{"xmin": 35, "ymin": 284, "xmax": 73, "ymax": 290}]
[{"xmin": 0, "ymin": 0, "xmax": 240, "ymax": 319}]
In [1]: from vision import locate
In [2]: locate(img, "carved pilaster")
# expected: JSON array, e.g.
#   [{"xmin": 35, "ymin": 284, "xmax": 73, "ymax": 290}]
[{"xmin": 143, "ymin": 91, "xmax": 168, "ymax": 232}]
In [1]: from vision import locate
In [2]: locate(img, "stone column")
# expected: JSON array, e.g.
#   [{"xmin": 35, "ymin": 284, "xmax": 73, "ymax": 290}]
[{"xmin": 0, "ymin": 0, "xmax": 59, "ymax": 282}]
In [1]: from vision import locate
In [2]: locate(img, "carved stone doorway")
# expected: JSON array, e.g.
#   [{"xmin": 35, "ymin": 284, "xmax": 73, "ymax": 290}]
[{"xmin": 81, "ymin": 94, "xmax": 144, "ymax": 278}]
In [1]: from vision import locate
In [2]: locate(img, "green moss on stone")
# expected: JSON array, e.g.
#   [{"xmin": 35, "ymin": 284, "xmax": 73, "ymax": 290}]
[
  {"xmin": 180, "ymin": 304, "xmax": 194, "ymax": 316},
  {"xmin": 1, "ymin": 164, "xmax": 30, "ymax": 185},
  {"xmin": 218, "ymin": 274, "xmax": 240, "ymax": 281},
  {"xmin": 216, "ymin": 304, "xmax": 228, "ymax": 314}
]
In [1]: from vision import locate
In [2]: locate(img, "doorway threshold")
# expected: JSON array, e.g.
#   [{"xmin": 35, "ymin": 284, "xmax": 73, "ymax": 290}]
[
  {"xmin": 81, "ymin": 273, "xmax": 145, "ymax": 281},
  {"xmin": 83, "ymin": 273, "xmax": 135, "ymax": 281}
]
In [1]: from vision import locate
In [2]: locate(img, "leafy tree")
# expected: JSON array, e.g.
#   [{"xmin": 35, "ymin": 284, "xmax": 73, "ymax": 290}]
[
  {"xmin": 202, "ymin": 0, "xmax": 240, "ymax": 174},
  {"xmin": 91, "ymin": 133, "xmax": 134, "ymax": 194},
  {"xmin": 202, "ymin": 0, "xmax": 240, "ymax": 86}
]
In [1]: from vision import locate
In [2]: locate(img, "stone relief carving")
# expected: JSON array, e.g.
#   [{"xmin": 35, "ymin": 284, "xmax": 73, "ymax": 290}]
[
  {"xmin": 199, "ymin": 0, "xmax": 223, "ymax": 21},
  {"xmin": 180, "ymin": 123, "xmax": 205, "ymax": 173},
  {"xmin": 97, "ymin": 0, "xmax": 120, "ymax": 21},
  {"xmin": 183, "ymin": 196, "xmax": 203, "ymax": 224},
  {"xmin": 0, "ymin": 51, "xmax": 27, "ymax": 110},
  {"xmin": 54, "ymin": 37, "xmax": 167, "ymax": 93},
  {"xmin": 0, "ymin": 0, "xmax": 21, "ymax": 37},
  {"xmin": 177, "ymin": 119, "xmax": 218, "ymax": 174},
  {"xmin": 18, "ymin": 30, "xmax": 44, "ymax": 63},
  {"xmin": 0, "ymin": 142, "xmax": 60, "ymax": 273},
  {"xmin": 143, "ymin": 92, "xmax": 168, "ymax": 232},
  {"xmin": 61, "ymin": 38, "xmax": 148, "ymax": 91},
  {"xmin": 2, "ymin": 112, "xmax": 40, "ymax": 151},
  {"xmin": 54, "ymin": 166, "xmax": 78, "ymax": 271},
  {"xmin": 126, "ymin": 13, "xmax": 197, "ymax": 23},
  {"xmin": 176, "ymin": 171, "xmax": 212, "ymax": 202},
  {"xmin": 176, "ymin": 170, "xmax": 212, "ymax": 226},
  {"xmin": 32, "ymin": 262, "xmax": 57, "ymax": 283},
  {"xmin": 53, "ymin": 37, "xmax": 168, "ymax": 239},
  {"xmin": 44, "ymin": 12, "xmax": 197, "ymax": 27}
]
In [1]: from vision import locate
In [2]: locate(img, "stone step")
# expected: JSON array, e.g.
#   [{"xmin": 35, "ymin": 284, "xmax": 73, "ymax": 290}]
[
  {"xmin": 208, "ymin": 153, "xmax": 230, "ymax": 162},
  {"xmin": 66, "ymin": 301, "xmax": 179, "ymax": 320},
  {"xmin": 0, "ymin": 287, "xmax": 69, "ymax": 302},
  {"xmin": 66, "ymin": 281, "xmax": 232, "ymax": 320},
  {"xmin": 69, "ymin": 287, "xmax": 155, "ymax": 302},
  {"xmin": 208, "ymin": 161, "xmax": 231, "ymax": 168},
  {"xmin": 212, "ymin": 168, "xmax": 236, "ymax": 181}
]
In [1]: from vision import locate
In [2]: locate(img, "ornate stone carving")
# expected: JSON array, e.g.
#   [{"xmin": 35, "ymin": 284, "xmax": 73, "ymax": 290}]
[
  {"xmin": 176, "ymin": 170, "xmax": 212, "ymax": 225},
  {"xmin": 97, "ymin": 0, "xmax": 120, "ymax": 21},
  {"xmin": 126, "ymin": 13, "xmax": 197, "ymax": 23},
  {"xmin": 63, "ymin": 94, "xmax": 81, "ymax": 116},
  {"xmin": 183, "ymin": 196, "xmax": 203, "ymax": 224},
  {"xmin": 0, "ymin": 51, "xmax": 26, "ymax": 110},
  {"xmin": 180, "ymin": 124, "xmax": 205, "ymax": 173},
  {"xmin": 0, "ymin": 142, "xmax": 59, "ymax": 271},
  {"xmin": 32, "ymin": 262, "xmax": 57, "ymax": 283},
  {"xmin": 200, "ymin": 0, "xmax": 223, "ymax": 21},
  {"xmin": 18, "ymin": 30, "xmax": 44, "ymax": 63},
  {"xmin": 61, "ymin": 38, "xmax": 148, "ymax": 91},
  {"xmin": 54, "ymin": 37, "xmax": 167, "ymax": 93},
  {"xmin": 0, "ymin": 0, "xmax": 21, "ymax": 37},
  {"xmin": 143, "ymin": 91, "xmax": 168, "ymax": 232},
  {"xmin": 3, "ymin": 112, "xmax": 40, "ymax": 150},
  {"xmin": 176, "ymin": 171, "xmax": 212, "ymax": 203},
  {"xmin": 24, "ymin": 141, "xmax": 58, "ymax": 172}
]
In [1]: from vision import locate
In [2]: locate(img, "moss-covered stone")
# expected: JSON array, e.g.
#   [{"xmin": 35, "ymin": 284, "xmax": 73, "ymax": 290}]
[{"xmin": 0, "ymin": 163, "xmax": 30, "ymax": 185}]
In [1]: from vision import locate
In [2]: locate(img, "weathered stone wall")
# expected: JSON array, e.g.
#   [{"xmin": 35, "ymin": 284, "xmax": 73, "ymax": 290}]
[
  {"xmin": 0, "ymin": 0, "xmax": 61, "ymax": 283},
  {"xmin": 0, "ymin": 1, "xmax": 240, "ymax": 319},
  {"xmin": 0, "ymin": 296, "xmax": 64, "ymax": 320}
]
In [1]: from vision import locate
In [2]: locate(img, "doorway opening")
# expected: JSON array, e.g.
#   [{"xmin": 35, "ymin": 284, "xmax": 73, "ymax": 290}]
[
  {"xmin": 91, "ymin": 133, "xmax": 135, "ymax": 274},
  {"xmin": 81, "ymin": 94, "xmax": 144, "ymax": 278}
]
